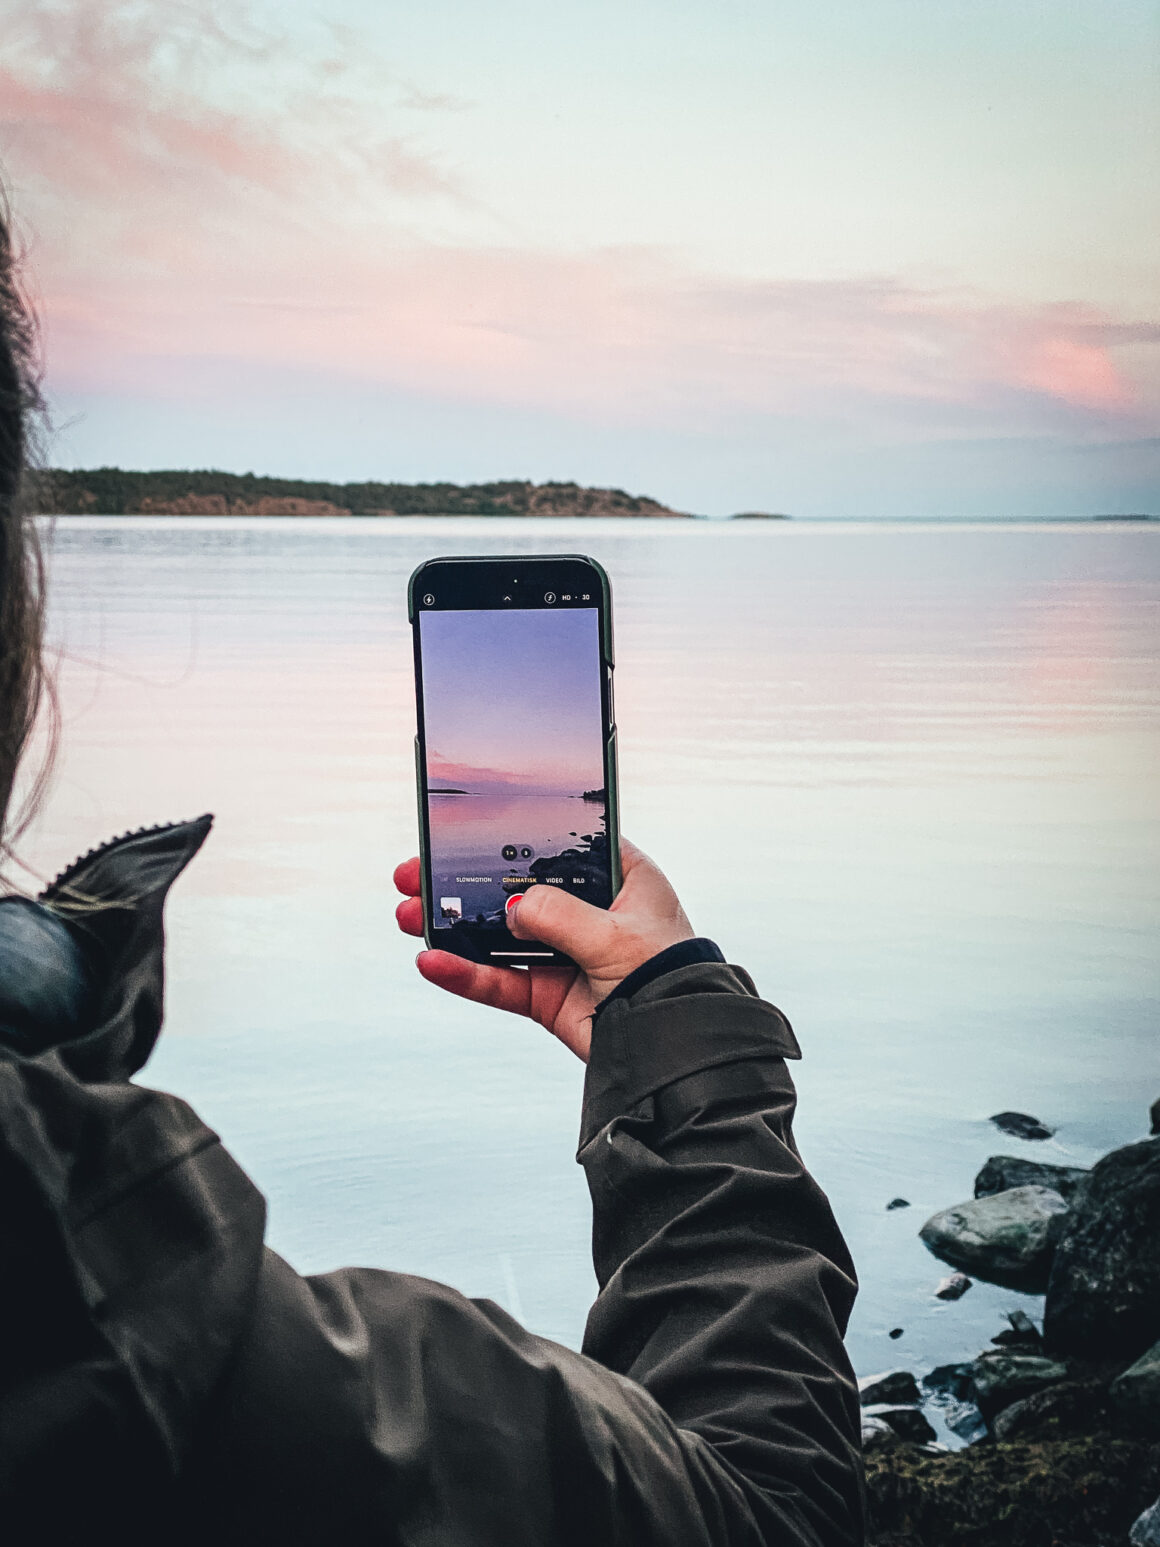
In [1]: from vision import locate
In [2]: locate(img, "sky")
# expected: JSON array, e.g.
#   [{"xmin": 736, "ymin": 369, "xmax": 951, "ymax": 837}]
[
  {"xmin": 1, "ymin": 0, "xmax": 1158, "ymax": 516},
  {"xmin": 420, "ymin": 607, "xmax": 604, "ymax": 792}
]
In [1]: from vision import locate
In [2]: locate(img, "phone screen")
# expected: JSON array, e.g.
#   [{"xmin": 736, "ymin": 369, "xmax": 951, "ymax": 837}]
[{"xmin": 414, "ymin": 563, "xmax": 616, "ymax": 961}]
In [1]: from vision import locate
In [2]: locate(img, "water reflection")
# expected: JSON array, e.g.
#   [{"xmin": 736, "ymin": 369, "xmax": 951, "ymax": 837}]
[{"xmin": 24, "ymin": 517, "xmax": 1160, "ymax": 1399}]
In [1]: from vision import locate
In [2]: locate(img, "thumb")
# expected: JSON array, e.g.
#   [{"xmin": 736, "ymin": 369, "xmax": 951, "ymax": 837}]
[{"xmin": 507, "ymin": 883, "xmax": 613, "ymax": 968}]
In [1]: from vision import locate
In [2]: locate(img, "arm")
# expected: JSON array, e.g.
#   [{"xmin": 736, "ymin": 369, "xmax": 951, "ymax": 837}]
[
  {"xmin": 579, "ymin": 960, "xmax": 863, "ymax": 1544},
  {"xmin": 394, "ymin": 844, "xmax": 864, "ymax": 1545}
]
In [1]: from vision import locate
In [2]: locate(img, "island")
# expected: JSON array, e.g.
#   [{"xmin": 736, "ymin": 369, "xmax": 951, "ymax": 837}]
[{"xmin": 32, "ymin": 468, "xmax": 690, "ymax": 519}]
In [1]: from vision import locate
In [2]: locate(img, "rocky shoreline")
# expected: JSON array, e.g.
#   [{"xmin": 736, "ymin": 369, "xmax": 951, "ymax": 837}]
[{"xmin": 861, "ymin": 1100, "xmax": 1160, "ymax": 1546}]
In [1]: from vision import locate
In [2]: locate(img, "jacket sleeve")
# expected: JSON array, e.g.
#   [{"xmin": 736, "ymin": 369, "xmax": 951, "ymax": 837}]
[
  {"xmin": 578, "ymin": 959, "xmax": 864, "ymax": 1546},
  {"xmin": 191, "ymin": 961, "xmax": 864, "ymax": 1547}
]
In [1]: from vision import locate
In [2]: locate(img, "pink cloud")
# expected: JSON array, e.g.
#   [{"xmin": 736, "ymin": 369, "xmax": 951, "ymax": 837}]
[
  {"xmin": 2, "ymin": 1, "xmax": 1157, "ymax": 446},
  {"xmin": 1004, "ymin": 330, "xmax": 1132, "ymax": 410},
  {"xmin": 427, "ymin": 752, "xmax": 575, "ymax": 795},
  {"xmin": 39, "ymin": 246, "xmax": 1158, "ymax": 446},
  {"xmin": 0, "ymin": 0, "xmax": 464, "ymax": 259}
]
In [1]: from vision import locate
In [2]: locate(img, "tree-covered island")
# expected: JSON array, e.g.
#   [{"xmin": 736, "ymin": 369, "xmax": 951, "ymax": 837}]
[{"xmin": 32, "ymin": 468, "xmax": 689, "ymax": 518}]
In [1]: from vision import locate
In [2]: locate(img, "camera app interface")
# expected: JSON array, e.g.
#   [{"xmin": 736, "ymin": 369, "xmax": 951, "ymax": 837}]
[{"xmin": 420, "ymin": 604, "xmax": 611, "ymax": 941}]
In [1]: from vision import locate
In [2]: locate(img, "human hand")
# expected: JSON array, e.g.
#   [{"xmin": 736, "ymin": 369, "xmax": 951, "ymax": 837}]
[{"xmin": 392, "ymin": 839, "xmax": 694, "ymax": 1062}]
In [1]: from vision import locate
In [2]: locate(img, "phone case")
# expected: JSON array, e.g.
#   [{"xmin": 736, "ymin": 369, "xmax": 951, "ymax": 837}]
[{"xmin": 409, "ymin": 554, "xmax": 621, "ymax": 964}]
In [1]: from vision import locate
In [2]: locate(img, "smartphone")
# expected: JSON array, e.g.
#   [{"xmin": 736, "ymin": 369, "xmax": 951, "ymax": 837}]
[{"xmin": 409, "ymin": 554, "xmax": 620, "ymax": 966}]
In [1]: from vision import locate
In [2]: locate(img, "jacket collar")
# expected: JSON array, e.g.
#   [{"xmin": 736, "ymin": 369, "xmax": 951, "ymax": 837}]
[{"xmin": 0, "ymin": 815, "xmax": 212, "ymax": 1080}]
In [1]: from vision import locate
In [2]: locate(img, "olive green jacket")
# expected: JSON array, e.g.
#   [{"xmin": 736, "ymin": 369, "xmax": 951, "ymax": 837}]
[{"xmin": 0, "ymin": 819, "xmax": 863, "ymax": 1545}]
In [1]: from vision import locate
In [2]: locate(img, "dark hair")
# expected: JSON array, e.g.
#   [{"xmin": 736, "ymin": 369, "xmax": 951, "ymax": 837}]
[{"xmin": 0, "ymin": 190, "xmax": 51, "ymax": 872}]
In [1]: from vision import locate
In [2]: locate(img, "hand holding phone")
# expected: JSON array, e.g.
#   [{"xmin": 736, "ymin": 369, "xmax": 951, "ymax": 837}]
[{"xmin": 393, "ymin": 837, "xmax": 695, "ymax": 1062}]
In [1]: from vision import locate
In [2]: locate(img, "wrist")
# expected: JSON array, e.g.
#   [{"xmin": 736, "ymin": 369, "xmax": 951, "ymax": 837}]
[{"xmin": 593, "ymin": 937, "xmax": 726, "ymax": 1016}]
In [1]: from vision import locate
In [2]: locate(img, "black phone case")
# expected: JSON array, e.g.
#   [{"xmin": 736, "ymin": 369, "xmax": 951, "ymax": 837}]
[{"xmin": 408, "ymin": 554, "xmax": 621, "ymax": 967}]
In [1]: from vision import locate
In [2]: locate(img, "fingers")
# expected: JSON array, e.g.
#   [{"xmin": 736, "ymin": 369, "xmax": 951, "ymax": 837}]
[
  {"xmin": 398, "ymin": 838, "xmax": 692, "ymax": 1024},
  {"xmin": 507, "ymin": 883, "xmax": 613, "ymax": 966},
  {"xmin": 416, "ymin": 950, "xmax": 533, "ymax": 1017},
  {"xmin": 393, "ymin": 856, "xmax": 421, "ymax": 896}
]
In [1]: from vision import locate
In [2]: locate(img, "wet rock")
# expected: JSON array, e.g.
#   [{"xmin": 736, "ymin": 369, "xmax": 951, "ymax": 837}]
[
  {"xmin": 888, "ymin": 1327, "xmax": 904, "ymax": 1340},
  {"xmin": 1151, "ymin": 1098, "xmax": 1160, "ymax": 1136},
  {"xmin": 923, "ymin": 1362, "xmax": 974, "ymax": 1401},
  {"xmin": 885, "ymin": 1197, "xmax": 910, "ymax": 1210},
  {"xmin": 860, "ymin": 1414, "xmax": 897, "ymax": 1451},
  {"xmin": 974, "ymin": 1154, "xmax": 1088, "ymax": 1201},
  {"xmin": 923, "ymin": 1360, "xmax": 989, "ymax": 1444},
  {"xmin": 991, "ymin": 1379, "xmax": 1095, "ymax": 1441},
  {"xmin": 990, "ymin": 1309, "xmax": 1042, "ymax": 1348},
  {"xmin": 987, "ymin": 1395, "xmax": 1033, "ymax": 1441},
  {"xmin": 1111, "ymin": 1338, "xmax": 1160, "ymax": 1419},
  {"xmin": 862, "ymin": 1403, "xmax": 937, "ymax": 1444},
  {"xmin": 1132, "ymin": 1497, "xmax": 1160, "ymax": 1547},
  {"xmin": 934, "ymin": 1272, "xmax": 972, "ymax": 1301},
  {"xmin": 859, "ymin": 1369, "xmax": 920, "ymax": 1406},
  {"xmin": 920, "ymin": 1185, "xmax": 1069, "ymax": 1290},
  {"xmin": 942, "ymin": 1398, "xmax": 988, "ymax": 1444},
  {"xmin": 971, "ymin": 1351, "xmax": 1069, "ymax": 1419},
  {"xmin": 1045, "ymin": 1138, "xmax": 1160, "ymax": 1359},
  {"xmin": 990, "ymin": 1111, "xmax": 1055, "ymax": 1141}
]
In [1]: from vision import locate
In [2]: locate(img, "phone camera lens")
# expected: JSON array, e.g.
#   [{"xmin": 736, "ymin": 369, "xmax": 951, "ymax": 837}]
[{"xmin": 544, "ymin": 592, "xmax": 556, "ymax": 604}]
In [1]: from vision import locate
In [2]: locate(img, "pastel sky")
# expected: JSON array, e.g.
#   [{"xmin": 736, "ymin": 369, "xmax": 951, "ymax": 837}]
[
  {"xmin": 2, "ymin": 0, "xmax": 1158, "ymax": 516},
  {"xmin": 420, "ymin": 608, "xmax": 604, "ymax": 793}
]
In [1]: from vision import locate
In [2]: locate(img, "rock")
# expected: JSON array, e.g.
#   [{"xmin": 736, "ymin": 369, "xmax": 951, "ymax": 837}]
[
  {"xmin": 1045, "ymin": 1138, "xmax": 1160, "ymax": 1359},
  {"xmin": 860, "ymin": 1415, "xmax": 897, "ymax": 1451},
  {"xmin": 942, "ymin": 1398, "xmax": 988, "ymax": 1443},
  {"xmin": 935, "ymin": 1272, "xmax": 972, "ymax": 1300},
  {"xmin": 990, "ymin": 1111, "xmax": 1055, "ymax": 1140},
  {"xmin": 1132, "ymin": 1497, "xmax": 1160, "ymax": 1547},
  {"xmin": 888, "ymin": 1327, "xmax": 904, "ymax": 1339},
  {"xmin": 1111, "ymin": 1338, "xmax": 1160, "ymax": 1419},
  {"xmin": 922, "ymin": 1361, "xmax": 989, "ymax": 1442},
  {"xmin": 885, "ymin": 1197, "xmax": 910, "ymax": 1210},
  {"xmin": 862, "ymin": 1403, "xmax": 938, "ymax": 1443},
  {"xmin": 864, "ymin": 1429, "xmax": 1160, "ymax": 1547},
  {"xmin": 990, "ymin": 1309, "xmax": 1042, "ymax": 1348},
  {"xmin": 988, "ymin": 1394, "xmax": 1032, "ymax": 1441},
  {"xmin": 974, "ymin": 1154, "xmax": 1088, "ymax": 1201},
  {"xmin": 990, "ymin": 1378, "xmax": 1110, "ymax": 1442},
  {"xmin": 1151, "ymin": 1098, "xmax": 1160, "ymax": 1136},
  {"xmin": 920, "ymin": 1185, "xmax": 1069, "ymax": 1290},
  {"xmin": 859, "ymin": 1369, "xmax": 920, "ymax": 1406},
  {"xmin": 923, "ymin": 1362, "xmax": 974, "ymax": 1400},
  {"xmin": 971, "ymin": 1352, "xmax": 1069, "ymax": 1419}
]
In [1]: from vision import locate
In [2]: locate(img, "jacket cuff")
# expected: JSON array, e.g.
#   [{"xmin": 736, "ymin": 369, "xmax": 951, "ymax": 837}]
[
  {"xmin": 579, "ymin": 960, "xmax": 801, "ymax": 1151},
  {"xmin": 594, "ymin": 937, "xmax": 726, "ymax": 1013}
]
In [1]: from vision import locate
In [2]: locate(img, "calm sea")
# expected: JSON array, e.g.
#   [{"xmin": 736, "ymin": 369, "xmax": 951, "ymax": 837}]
[{"xmin": 27, "ymin": 515, "xmax": 1160, "ymax": 1435}]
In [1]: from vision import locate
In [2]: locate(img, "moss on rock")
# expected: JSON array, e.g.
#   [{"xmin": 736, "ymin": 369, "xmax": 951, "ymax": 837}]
[{"xmin": 866, "ymin": 1430, "xmax": 1160, "ymax": 1547}]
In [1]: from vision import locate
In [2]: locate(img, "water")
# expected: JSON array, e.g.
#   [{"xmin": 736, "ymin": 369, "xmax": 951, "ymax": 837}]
[
  {"xmin": 429, "ymin": 792, "xmax": 609, "ymax": 929},
  {"xmin": 24, "ymin": 516, "xmax": 1160, "ymax": 1441}
]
